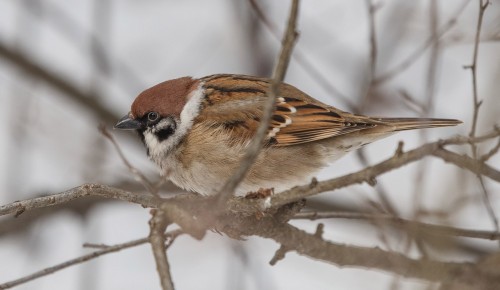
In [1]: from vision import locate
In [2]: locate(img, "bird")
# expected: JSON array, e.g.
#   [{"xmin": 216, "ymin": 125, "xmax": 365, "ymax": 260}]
[{"xmin": 114, "ymin": 74, "xmax": 461, "ymax": 196}]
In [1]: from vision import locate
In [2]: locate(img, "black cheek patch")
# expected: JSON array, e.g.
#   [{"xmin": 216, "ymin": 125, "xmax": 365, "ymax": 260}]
[{"xmin": 156, "ymin": 126, "xmax": 175, "ymax": 142}]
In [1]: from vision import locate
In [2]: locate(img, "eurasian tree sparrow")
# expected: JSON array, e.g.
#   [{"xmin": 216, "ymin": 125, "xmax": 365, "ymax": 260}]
[{"xmin": 115, "ymin": 74, "xmax": 461, "ymax": 196}]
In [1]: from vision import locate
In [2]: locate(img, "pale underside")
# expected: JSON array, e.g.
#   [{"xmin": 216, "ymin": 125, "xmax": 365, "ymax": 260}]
[{"xmin": 160, "ymin": 122, "xmax": 391, "ymax": 196}]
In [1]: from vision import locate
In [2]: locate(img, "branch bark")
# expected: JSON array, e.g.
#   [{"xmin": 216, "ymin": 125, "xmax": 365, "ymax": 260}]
[{"xmin": 149, "ymin": 210, "xmax": 175, "ymax": 290}]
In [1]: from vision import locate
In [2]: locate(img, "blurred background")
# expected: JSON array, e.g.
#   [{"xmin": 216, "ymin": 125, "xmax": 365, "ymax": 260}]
[{"xmin": 0, "ymin": 0, "xmax": 499, "ymax": 289}]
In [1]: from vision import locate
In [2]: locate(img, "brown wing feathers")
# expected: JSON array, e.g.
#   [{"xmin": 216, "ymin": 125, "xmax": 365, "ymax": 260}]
[
  {"xmin": 374, "ymin": 118, "xmax": 462, "ymax": 131},
  {"xmin": 270, "ymin": 97, "xmax": 361, "ymax": 146},
  {"xmin": 197, "ymin": 75, "xmax": 460, "ymax": 147}
]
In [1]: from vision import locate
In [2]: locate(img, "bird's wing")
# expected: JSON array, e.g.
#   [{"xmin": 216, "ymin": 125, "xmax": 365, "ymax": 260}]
[{"xmin": 196, "ymin": 74, "xmax": 379, "ymax": 147}]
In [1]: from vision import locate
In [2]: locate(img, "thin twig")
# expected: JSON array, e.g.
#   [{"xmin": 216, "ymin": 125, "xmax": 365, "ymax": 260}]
[
  {"xmin": 359, "ymin": 0, "xmax": 379, "ymax": 111},
  {"xmin": 293, "ymin": 211, "xmax": 500, "ymax": 240},
  {"xmin": 216, "ymin": 0, "xmax": 300, "ymax": 206},
  {"xmin": 366, "ymin": 0, "xmax": 378, "ymax": 79},
  {"xmin": 356, "ymin": 1, "xmax": 400, "ymax": 217},
  {"xmin": 247, "ymin": 0, "xmax": 357, "ymax": 110},
  {"xmin": 408, "ymin": 0, "xmax": 441, "ymax": 259},
  {"xmin": 149, "ymin": 210, "xmax": 174, "ymax": 290},
  {"xmin": 374, "ymin": 0, "xmax": 471, "ymax": 85},
  {"xmin": 82, "ymin": 243, "xmax": 111, "ymax": 249},
  {"xmin": 463, "ymin": 0, "xmax": 499, "ymax": 244},
  {"xmin": 99, "ymin": 125, "xmax": 159, "ymax": 196},
  {"xmin": 0, "ymin": 230, "xmax": 182, "ymax": 289},
  {"xmin": 480, "ymin": 135, "xmax": 500, "ymax": 162},
  {"xmin": 466, "ymin": 0, "xmax": 489, "ymax": 138},
  {"xmin": 0, "ymin": 184, "xmax": 159, "ymax": 217}
]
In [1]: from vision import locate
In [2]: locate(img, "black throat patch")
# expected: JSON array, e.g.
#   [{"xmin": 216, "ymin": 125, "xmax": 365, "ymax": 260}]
[{"xmin": 156, "ymin": 126, "xmax": 175, "ymax": 142}]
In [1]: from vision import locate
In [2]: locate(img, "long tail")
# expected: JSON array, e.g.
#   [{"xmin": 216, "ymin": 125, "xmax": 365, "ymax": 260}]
[{"xmin": 376, "ymin": 117, "xmax": 462, "ymax": 131}]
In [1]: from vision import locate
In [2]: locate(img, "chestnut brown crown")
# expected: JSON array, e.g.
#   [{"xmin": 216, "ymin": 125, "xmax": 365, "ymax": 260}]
[{"xmin": 130, "ymin": 76, "xmax": 199, "ymax": 120}]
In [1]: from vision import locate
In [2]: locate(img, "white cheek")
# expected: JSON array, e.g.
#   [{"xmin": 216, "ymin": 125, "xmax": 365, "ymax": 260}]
[
  {"xmin": 177, "ymin": 84, "xmax": 204, "ymax": 137},
  {"xmin": 143, "ymin": 83, "xmax": 205, "ymax": 165},
  {"xmin": 144, "ymin": 130, "xmax": 169, "ymax": 160}
]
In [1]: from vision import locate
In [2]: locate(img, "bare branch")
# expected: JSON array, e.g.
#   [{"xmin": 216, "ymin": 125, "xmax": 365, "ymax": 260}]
[
  {"xmin": 1, "ymin": 126, "xmax": 499, "ymax": 288},
  {"xmin": 227, "ymin": 214, "xmax": 500, "ymax": 288},
  {"xmin": 462, "ymin": 0, "xmax": 499, "ymax": 242},
  {"xmin": 374, "ymin": 0, "xmax": 470, "ymax": 85},
  {"xmin": 366, "ymin": 0, "xmax": 378, "ymax": 78},
  {"xmin": 149, "ymin": 210, "xmax": 175, "ymax": 290},
  {"xmin": 293, "ymin": 211, "xmax": 500, "ymax": 240},
  {"xmin": 99, "ymin": 125, "xmax": 159, "ymax": 196},
  {"xmin": 216, "ymin": 0, "xmax": 300, "ymax": 206},
  {"xmin": 269, "ymin": 133, "xmax": 500, "ymax": 209},
  {"xmin": 480, "ymin": 134, "xmax": 500, "ymax": 162},
  {"xmin": 466, "ymin": 0, "xmax": 490, "ymax": 138},
  {"xmin": 0, "ymin": 229, "xmax": 183, "ymax": 289},
  {"xmin": 269, "ymin": 245, "xmax": 289, "ymax": 265},
  {"xmin": 247, "ymin": 0, "xmax": 357, "ymax": 110},
  {"xmin": 0, "ymin": 184, "xmax": 159, "ymax": 217}
]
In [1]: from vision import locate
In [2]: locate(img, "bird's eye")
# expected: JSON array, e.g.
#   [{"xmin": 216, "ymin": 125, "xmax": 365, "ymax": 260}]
[{"xmin": 147, "ymin": 111, "xmax": 159, "ymax": 122}]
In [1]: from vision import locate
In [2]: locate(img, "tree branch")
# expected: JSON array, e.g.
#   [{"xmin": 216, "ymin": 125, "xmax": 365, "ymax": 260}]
[
  {"xmin": 216, "ymin": 0, "xmax": 300, "ymax": 206},
  {"xmin": 238, "ymin": 217, "xmax": 500, "ymax": 288},
  {"xmin": 269, "ymin": 133, "xmax": 500, "ymax": 209},
  {"xmin": 374, "ymin": 0, "xmax": 470, "ymax": 85},
  {"xmin": 293, "ymin": 211, "xmax": 500, "ymax": 240},
  {"xmin": 0, "ymin": 230, "xmax": 182, "ymax": 289},
  {"xmin": 0, "ymin": 184, "xmax": 159, "ymax": 217},
  {"xmin": 149, "ymin": 210, "xmax": 175, "ymax": 290}
]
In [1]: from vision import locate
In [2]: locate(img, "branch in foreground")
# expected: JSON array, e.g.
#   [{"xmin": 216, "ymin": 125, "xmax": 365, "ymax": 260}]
[
  {"xmin": 216, "ymin": 0, "xmax": 300, "ymax": 206},
  {"xmin": 234, "ymin": 216, "xmax": 500, "ymax": 288},
  {"xmin": 0, "ymin": 230, "xmax": 183, "ymax": 290},
  {"xmin": 149, "ymin": 210, "xmax": 174, "ymax": 290},
  {"xmin": 0, "ymin": 184, "xmax": 159, "ymax": 217}
]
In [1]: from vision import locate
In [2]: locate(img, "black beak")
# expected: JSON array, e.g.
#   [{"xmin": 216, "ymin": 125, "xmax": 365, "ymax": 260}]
[{"xmin": 114, "ymin": 114, "xmax": 144, "ymax": 130}]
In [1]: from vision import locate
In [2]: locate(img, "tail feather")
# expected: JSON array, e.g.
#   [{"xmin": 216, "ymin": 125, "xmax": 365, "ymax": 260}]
[{"xmin": 375, "ymin": 117, "xmax": 462, "ymax": 131}]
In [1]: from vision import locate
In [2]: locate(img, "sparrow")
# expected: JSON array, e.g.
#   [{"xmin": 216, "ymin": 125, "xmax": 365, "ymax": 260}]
[{"xmin": 114, "ymin": 74, "xmax": 461, "ymax": 196}]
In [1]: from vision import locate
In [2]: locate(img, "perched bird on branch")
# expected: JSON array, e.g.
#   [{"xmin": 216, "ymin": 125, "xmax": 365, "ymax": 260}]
[{"xmin": 115, "ymin": 74, "xmax": 461, "ymax": 196}]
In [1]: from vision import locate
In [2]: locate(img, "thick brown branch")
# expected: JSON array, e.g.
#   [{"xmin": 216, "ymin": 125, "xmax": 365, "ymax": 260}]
[{"xmin": 237, "ymin": 217, "xmax": 500, "ymax": 288}]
